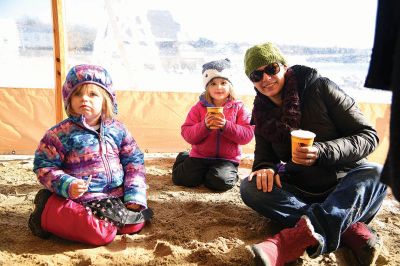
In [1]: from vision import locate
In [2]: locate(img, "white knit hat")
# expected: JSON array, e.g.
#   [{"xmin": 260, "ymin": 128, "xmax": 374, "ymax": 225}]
[{"xmin": 202, "ymin": 58, "xmax": 232, "ymax": 89}]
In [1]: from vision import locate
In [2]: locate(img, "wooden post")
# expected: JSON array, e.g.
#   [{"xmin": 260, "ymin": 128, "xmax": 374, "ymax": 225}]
[{"xmin": 51, "ymin": 0, "xmax": 66, "ymax": 123}]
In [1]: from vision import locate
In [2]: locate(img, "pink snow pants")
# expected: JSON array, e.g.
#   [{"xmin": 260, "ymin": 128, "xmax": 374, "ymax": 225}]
[{"xmin": 41, "ymin": 194, "xmax": 145, "ymax": 246}]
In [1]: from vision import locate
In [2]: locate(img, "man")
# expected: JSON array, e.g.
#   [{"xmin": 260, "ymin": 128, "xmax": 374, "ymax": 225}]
[{"xmin": 240, "ymin": 42, "xmax": 387, "ymax": 266}]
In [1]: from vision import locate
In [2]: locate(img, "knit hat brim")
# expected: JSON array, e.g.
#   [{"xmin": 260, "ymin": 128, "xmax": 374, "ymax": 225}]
[
  {"xmin": 203, "ymin": 68, "xmax": 232, "ymax": 88},
  {"xmin": 244, "ymin": 42, "xmax": 288, "ymax": 77},
  {"xmin": 202, "ymin": 58, "xmax": 233, "ymax": 88}
]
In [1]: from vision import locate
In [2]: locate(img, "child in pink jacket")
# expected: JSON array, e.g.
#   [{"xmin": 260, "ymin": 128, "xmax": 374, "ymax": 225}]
[{"xmin": 172, "ymin": 58, "xmax": 254, "ymax": 191}]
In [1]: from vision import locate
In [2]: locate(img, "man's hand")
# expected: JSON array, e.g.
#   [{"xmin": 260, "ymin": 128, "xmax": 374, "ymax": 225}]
[
  {"xmin": 292, "ymin": 145, "xmax": 319, "ymax": 166},
  {"xmin": 248, "ymin": 168, "xmax": 282, "ymax": 192}
]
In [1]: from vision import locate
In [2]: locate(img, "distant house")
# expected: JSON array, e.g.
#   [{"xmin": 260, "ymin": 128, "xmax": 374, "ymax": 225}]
[
  {"xmin": 17, "ymin": 18, "xmax": 53, "ymax": 51},
  {"xmin": 0, "ymin": 19, "xmax": 19, "ymax": 58}
]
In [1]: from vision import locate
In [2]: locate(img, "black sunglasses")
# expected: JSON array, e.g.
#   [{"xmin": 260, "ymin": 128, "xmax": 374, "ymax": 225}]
[{"xmin": 249, "ymin": 63, "xmax": 281, "ymax": 82}]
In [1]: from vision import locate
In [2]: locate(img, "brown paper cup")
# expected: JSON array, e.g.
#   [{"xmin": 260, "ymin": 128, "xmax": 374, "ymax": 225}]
[
  {"xmin": 291, "ymin": 130, "xmax": 316, "ymax": 164},
  {"xmin": 207, "ymin": 107, "xmax": 223, "ymax": 129}
]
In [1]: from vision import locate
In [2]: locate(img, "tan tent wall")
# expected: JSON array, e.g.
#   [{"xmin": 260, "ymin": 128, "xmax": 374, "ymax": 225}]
[{"xmin": 0, "ymin": 87, "xmax": 390, "ymax": 164}]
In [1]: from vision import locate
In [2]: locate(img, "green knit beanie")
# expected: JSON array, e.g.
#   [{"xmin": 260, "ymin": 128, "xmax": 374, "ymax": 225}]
[{"xmin": 244, "ymin": 42, "xmax": 288, "ymax": 77}]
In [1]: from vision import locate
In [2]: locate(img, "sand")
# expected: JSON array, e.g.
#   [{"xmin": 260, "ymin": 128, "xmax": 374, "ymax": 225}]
[{"xmin": 0, "ymin": 154, "xmax": 399, "ymax": 266}]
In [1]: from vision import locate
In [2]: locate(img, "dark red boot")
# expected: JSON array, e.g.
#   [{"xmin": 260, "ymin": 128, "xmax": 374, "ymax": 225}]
[
  {"xmin": 251, "ymin": 217, "xmax": 319, "ymax": 266},
  {"xmin": 342, "ymin": 222, "xmax": 382, "ymax": 265}
]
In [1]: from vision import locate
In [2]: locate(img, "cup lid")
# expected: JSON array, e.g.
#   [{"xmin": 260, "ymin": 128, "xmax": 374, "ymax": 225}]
[{"xmin": 290, "ymin": 129, "xmax": 316, "ymax": 139}]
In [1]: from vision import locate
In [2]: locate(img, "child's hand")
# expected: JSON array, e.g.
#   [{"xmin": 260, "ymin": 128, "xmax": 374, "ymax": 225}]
[
  {"xmin": 205, "ymin": 113, "xmax": 215, "ymax": 129},
  {"xmin": 126, "ymin": 203, "xmax": 141, "ymax": 211},
  {"xmin": 69, "ymin": 179, "xmax": 89, "ymax": 199},
  {"xmin": 211, "ymin": 113, "xmax": 226, "ymax": 129},
  {"xmin": 205, "ymin": 112, "xmax": 225, "ymax": 129}
]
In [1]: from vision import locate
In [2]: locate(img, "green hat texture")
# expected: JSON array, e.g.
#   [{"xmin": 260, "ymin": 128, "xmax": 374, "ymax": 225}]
[{"xmin": 244, "ymin": 42, "xmax": 288, "ymax": 77}]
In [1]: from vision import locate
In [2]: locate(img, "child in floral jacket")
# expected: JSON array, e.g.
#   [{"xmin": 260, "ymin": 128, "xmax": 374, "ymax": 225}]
[{"xmin": 29, "ymin": 64, "xmax": 152, "ymax": 246}]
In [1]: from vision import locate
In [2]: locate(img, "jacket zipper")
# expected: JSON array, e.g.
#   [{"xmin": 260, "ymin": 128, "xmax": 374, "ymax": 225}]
[
  {"xmin": 72, "ymin": 117, "xmax": 113, "ymax": 183},
  {"xmin": 216, "ymin": 130, "xmax": 221, "ymax": 158},
  {"xmin": 99, "ymin": 130, "xmax": 112, "ymax": 183}
]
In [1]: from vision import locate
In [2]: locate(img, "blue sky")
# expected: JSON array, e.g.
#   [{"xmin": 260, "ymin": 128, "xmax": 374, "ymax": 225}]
[
  {"xmin": 0, "ymin": 0, "xmax": 50, "ymax": 19},
  {"xmin": 0, "ymin": 0, "xmax": 378, "ymax": 49}
]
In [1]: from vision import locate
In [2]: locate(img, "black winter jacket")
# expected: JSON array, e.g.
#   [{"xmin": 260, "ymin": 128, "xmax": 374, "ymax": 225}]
[
  {"xmin": 252, "ymin": 65, "xmax": 379, "ymax": 194},
  {"xmin": 364, "ymin": 0, "xmax": 400, "ymax": 201}
]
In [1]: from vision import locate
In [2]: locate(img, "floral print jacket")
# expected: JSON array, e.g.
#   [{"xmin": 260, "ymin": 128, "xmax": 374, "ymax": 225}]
[{"xmin": 33, "ymin": 115, "xmax": 147, "ymax": 208}]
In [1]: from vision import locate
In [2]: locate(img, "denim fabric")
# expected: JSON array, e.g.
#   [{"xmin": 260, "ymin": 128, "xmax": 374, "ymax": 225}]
[{"xmin": 240, "ymin": 163, "xmax": 387, "ymax": 257}]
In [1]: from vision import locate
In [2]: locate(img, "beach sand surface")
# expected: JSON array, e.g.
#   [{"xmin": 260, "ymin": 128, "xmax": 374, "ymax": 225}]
[{"xmin": 0, "ymin": 154, "xmax": 399, "ymax": 266}]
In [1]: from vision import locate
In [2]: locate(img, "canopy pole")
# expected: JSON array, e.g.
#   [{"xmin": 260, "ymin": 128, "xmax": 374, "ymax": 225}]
[{"xmin": 51, "ymin": 0, "xmax": 66, "ymax": 123}]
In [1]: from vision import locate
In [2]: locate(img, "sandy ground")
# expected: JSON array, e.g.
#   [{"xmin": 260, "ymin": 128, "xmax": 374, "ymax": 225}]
[{"xmin": 0, "ymin": 154, "xmax": 399, "ymax": 266}]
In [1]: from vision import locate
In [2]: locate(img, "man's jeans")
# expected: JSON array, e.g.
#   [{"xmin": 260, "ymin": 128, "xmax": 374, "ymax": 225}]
[{"xmin": 240, "ymin": 163, "xmax": 387, "ymax": 257}]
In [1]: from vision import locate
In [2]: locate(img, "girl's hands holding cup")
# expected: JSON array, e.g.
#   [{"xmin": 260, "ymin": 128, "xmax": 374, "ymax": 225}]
[
  {"xmin": 211, "ymin": 113, "xmax": 226, "ymax": 129},
  {"xmin": 205, "ymin": 112, "xmax": 215, "ymax": 129},
  {"xmin": 205, "ymin": 112, "xmax": 226, "ymax": 129}
]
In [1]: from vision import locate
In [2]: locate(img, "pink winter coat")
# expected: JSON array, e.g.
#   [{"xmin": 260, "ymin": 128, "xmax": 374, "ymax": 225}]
[{"xmin": 181, "ymin": 99, "xmax": 254, "ymax": 163}]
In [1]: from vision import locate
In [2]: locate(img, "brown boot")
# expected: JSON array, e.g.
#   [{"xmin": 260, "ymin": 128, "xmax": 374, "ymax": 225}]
[
  {"xmin": 251, "ymin": 217, "xmax": 319, "ymax": 266},
  {"xmin": 342, "ymin": 222, "xmax": 382, "ymax": 265}
]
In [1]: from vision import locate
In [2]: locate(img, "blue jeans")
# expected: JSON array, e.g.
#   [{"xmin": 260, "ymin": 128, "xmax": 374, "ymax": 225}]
[{"xmin": 240, "ymin": 163, "xmax": 387, "ymax": 257}]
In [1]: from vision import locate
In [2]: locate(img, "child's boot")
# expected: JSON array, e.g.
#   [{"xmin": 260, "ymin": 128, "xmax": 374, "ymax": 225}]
[{"xmin": 28, "ymin": 189, "xmax": 52, "ymax": 239}]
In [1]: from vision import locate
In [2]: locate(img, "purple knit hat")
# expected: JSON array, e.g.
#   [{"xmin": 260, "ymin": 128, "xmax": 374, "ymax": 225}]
[{"xmin": 62, "ymin": 64, "xmax": 118, "ymax": 114}]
